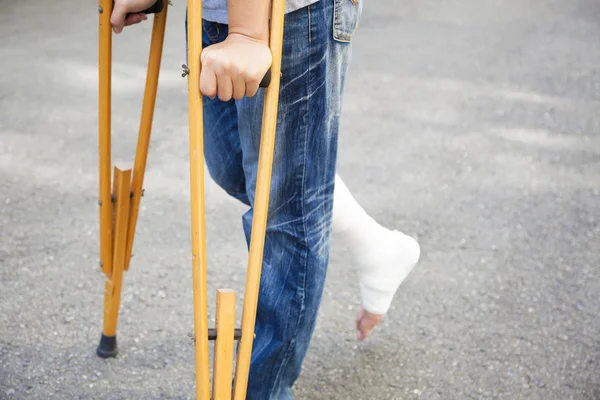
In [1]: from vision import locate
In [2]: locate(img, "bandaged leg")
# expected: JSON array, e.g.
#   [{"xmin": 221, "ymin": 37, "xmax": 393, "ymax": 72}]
[{"xmin": 332, "ymin": 174, "xmax": 420, "ymax": 315}]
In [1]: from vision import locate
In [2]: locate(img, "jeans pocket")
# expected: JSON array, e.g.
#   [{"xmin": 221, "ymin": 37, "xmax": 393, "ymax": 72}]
[
  {"xmin": 202, "ymin": 20, "xmax": 222, "ymax": 44},
  {"xmin": 332, "ymin": 0, "xmax": 363, "ymax": 43}
]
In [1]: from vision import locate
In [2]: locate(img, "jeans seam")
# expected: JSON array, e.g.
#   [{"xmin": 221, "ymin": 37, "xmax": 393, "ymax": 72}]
[
  {"xmin": 332, "ymin": 0, "xmax": 355, "ymax": 43},
  {"xmin": 297, "ymin": 4, "xmax": 312, "ymax": 372},
  {"xmin": 308, "ymin": 4, "xmax": 312, "ymax": 44}
]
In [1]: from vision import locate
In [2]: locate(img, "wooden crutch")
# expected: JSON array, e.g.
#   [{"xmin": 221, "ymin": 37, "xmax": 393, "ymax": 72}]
[
  {"xmin": 185, "ymin": 0, "xmax": 285, "ymax": 398},
  {"xmin": 95, "ymin": 0, "xmax": 285, "ymax": 398},
  {"xmin": 96, "ymin": 0, "xmax": 168, "ymax": 358}
]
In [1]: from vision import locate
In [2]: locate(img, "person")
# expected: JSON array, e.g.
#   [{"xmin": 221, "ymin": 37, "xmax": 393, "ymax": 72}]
[{"xmin": 111, "ymin": 0, "xmax": 420, "ymax": 398}]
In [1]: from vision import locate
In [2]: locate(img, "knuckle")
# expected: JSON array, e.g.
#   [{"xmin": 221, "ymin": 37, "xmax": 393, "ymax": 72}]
[
  {"xmin": 202, "ymin": 52, "xmax": 217, "ymax": 67},
  {"xmin": 229, "ymin": 63, "xmax": 240, "ymax": 76},
  {"xmin": 200, "ymin": 82, "xmax": 216, "ymax": 97},
  {"xmin": 245, "ymin": 85, "xmax": 258, "ymax": 98},
  {"xmin": 218, "ymin": 92, "xmax": 231, "ymax": 102},
  {"xmin": 215, "ymin": 60, "xmax": 231, "ymax": 75},
  {"xmin": 244, "ymin": 70, "xmax": 262, "ymax": 86},
  {"xmin": 233, "ymin": 90, "xmax": 245, "ymax": 100}
]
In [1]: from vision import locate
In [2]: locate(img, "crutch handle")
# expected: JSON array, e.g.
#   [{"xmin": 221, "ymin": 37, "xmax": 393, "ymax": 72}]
[
  {"xmin": 112, "ymin": 0, "xmax": 164, "ymax": 16},
  {"xmin": 259, "ymin": 69, "xmax": 271, "ymax": 88},
  {"xmin": 114, "ymin": 0, "xmax": 272, "ymax": 89}
]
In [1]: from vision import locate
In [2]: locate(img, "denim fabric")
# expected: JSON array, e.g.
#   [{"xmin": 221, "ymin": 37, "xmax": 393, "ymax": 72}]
[{"xmin": 186, "ymin": 0, "xmax": 362, "ymax": 398}]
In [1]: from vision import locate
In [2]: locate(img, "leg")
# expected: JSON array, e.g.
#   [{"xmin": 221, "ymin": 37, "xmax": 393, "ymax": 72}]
[
  {"xmin": 203, "ymin": 94, "xmax": 249, "ymax": 206},
  {"xmin": 332, "ymin": 174, "xmax": 421, "ymax": 340},
  {"xmin": 235, "ymin": 0, "xmax": 362, "ymax": 397}
]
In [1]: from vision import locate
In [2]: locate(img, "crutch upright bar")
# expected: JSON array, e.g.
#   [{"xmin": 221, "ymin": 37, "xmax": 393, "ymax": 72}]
[
  {"xmin": 232, "ymin": 0, "xmax": 286, "ymax": 396},
  {"xmin": 185, "ymin": 0, "xmax": 211, "ymax": 397},
  {"xmin": 123, "ymin": 0, "xmax": 168, "ymax": 272},
  {"xmin": 98, "ymin": 0, "xmax": 113, "ymax": 278}
]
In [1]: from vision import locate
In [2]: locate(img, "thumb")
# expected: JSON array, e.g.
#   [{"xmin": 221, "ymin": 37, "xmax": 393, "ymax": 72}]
[{"xmin": 110, "ymin": 1, "xmax": 129, "ymax": 34}]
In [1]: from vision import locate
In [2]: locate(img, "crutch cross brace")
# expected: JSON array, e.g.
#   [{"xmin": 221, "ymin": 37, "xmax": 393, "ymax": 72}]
[{"xmin": 94, "ymin": 0, "xmax": 285, "ymax": 399}]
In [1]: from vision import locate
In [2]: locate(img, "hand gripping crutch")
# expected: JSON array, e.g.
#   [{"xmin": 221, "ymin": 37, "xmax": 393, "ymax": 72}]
[{"xmin": 95, "ymin": 0, "xmax": 286, "ymax": 398}]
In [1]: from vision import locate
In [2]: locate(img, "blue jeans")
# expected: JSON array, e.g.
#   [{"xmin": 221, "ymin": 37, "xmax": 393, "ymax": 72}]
[{"xmin": 186, "ymin": 0, "xmax": 362, "ymax": 397}]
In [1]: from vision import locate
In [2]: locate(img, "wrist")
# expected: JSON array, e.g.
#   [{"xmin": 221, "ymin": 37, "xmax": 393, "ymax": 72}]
[
  {"xmin": 227, "ymin": 30, "xmax": 269, "ymax": 46},
  {"xmin": 228, "ymin": 27, "xmax": 269, "ymax": 44},
  {"xmin": 227, "ymin": 0, "xmax": 270, "ymax": 44}
]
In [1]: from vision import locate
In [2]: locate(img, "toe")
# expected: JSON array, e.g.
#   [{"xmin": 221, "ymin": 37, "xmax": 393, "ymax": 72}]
[{"xmin": 356, "ymin": 308, "xmax": 384, "ymax": 340}]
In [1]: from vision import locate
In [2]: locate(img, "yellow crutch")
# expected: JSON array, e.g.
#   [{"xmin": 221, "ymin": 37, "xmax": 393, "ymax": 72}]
[
  {"xmin": 186, "ymin": 0, "xmax": 284, "ymax": 397},
  {"xmin": 96, "ymin": 0, "xmax": 168, "ymax": 358},
  {"xmin": 95, "ymin": 0, "xmax": 285, "ymax": 398}
]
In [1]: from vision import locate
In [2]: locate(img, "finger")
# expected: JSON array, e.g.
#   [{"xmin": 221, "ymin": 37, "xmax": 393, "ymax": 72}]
[
  {"xmin": 124, "ymin": 13, "xmax": 147, "ymax": 27},
  {"xmin": 216, "ymin": 72, "xmax": 234, "ymax": 102},
  {"xmin": 232, "ymin": 72, "xmax": 246, "ymax": 100},
  {"xmin": 245, "ymin": 78, "xmax": 260, "ymax": 98},
  {"xmin": 110, "ymin": 2, "xmax": 129, "ymax": 34},
  {"xmin": 243, "ymin": 67, "xmax": 265, "ymax": 97},
  {"xmin": 199, "ymin": 65, "xmax": 218, "ymax": 99},
  {"xmin": 123, "ymin": 13, "xmax": 142, "ymax": 27}
]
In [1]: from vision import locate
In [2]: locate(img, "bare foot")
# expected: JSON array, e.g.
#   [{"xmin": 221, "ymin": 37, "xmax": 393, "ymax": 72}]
[
  {"xmin": 354, "ymin": 230, "xmax": 420, "ymax": 340},
  {"xmin": 356, "ymin": 308, "xmax": 384, "ymax": 340}
]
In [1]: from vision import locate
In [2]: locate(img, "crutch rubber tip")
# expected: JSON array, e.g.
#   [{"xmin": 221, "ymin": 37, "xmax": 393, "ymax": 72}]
[{"xmin": 96, "ymin": 334, "xmax": 118, "ymax": 358}]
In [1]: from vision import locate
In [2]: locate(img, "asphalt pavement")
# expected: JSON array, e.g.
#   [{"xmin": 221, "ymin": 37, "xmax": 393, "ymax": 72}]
[{"xmin": 1, "ymin": 0, "xmax": 599, "ymax": 399}]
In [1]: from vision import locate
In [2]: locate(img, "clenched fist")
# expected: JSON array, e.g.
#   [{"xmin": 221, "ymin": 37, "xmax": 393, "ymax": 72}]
[
  {"xmin": 110, "ymin": 0, "xmax": 157, "ymax": 33},
  {"xmin": 200, "ymin": 33, "xmax": 272, "ymax": 101}
]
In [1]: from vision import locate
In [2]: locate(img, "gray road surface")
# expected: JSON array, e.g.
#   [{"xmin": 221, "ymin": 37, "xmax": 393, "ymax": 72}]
[{"xmin": 1, "ymin": 0, "xmax": 599, "ymax": 399}]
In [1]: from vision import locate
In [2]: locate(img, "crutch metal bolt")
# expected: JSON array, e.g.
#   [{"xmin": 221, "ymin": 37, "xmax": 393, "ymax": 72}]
[
  {"xmin": 188, "ymin": 329, "xmax": 244, "ymax": 342},
  {"xmin": 129, "ymin": 190, "xmax": 144, "ymax": 199},
  {"xmin": 96, "ymin": 0, "xmax": 285, "ymax": 398}
]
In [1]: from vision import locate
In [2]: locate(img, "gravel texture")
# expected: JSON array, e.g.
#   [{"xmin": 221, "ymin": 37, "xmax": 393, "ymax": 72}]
[{"xmin": 1, "ymin": 0, "xmax": 599, "ymax": 399}]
